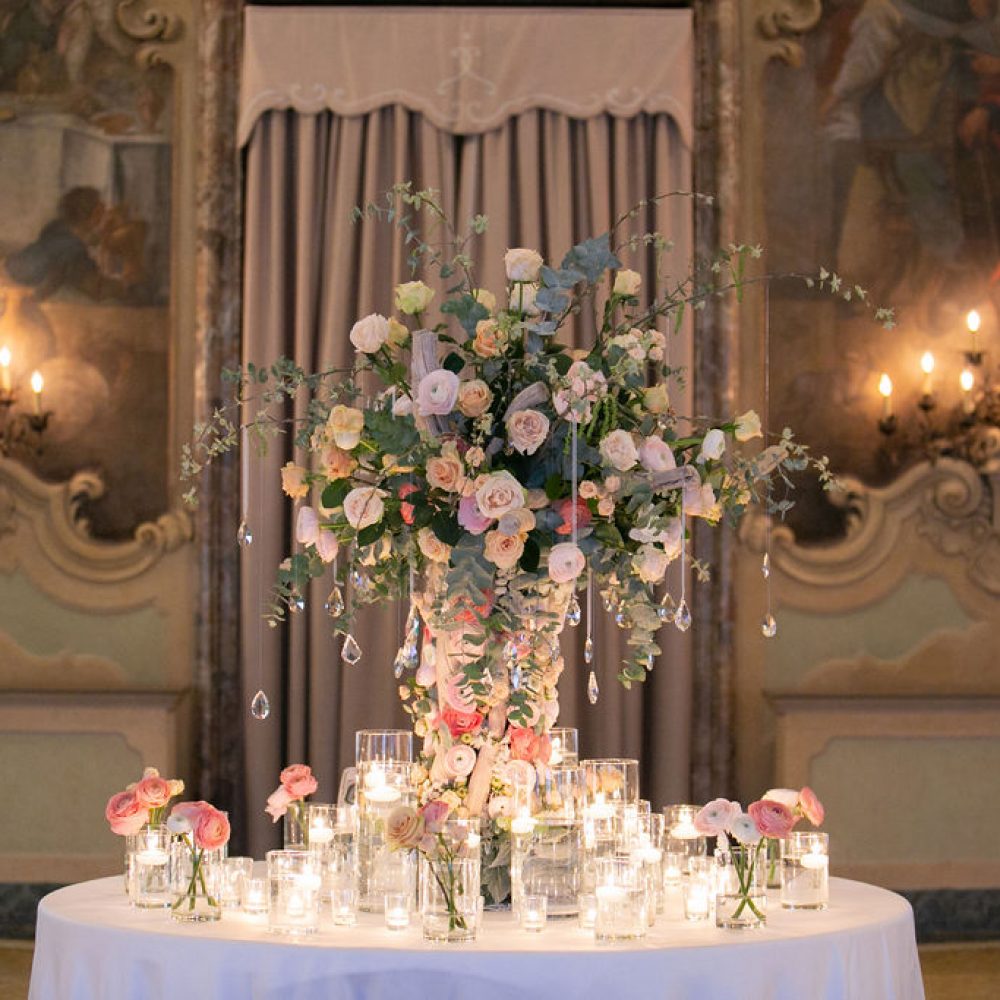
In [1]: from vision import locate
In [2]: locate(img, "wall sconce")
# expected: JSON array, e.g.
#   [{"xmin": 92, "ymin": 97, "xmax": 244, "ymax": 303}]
[{"xmin": 0, "ymin": 344, "xmax": 51, "ymax": 458}]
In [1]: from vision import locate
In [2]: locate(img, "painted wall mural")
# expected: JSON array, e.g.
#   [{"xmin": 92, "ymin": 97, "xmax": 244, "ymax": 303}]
[{"xmin": 0, "ymin": 0, "xmax": 173, "ymax": 537}]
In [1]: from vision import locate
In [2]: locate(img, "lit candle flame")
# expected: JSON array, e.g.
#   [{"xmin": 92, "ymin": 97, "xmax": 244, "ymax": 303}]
[
  {"xmin": 967, "ymin": 310, "xmax": 981, "ymax": 334},
  {"xmin": 920, "ymin": 352, "xmax": 934, "ymax": 375},
  {"xmin": 960, "ymin": 368, "xmax": 975, "ymax": 393},
  {"xmin": 0, "ymin": 346, "xmax": 10, "ymax": 368},
  {"xmin": 878, "ymin": 373, "xmax": 893, "ymax": 397},
  {"xmin": 30, "ymin": 371, "xmax": 43, "ymax": 394}
]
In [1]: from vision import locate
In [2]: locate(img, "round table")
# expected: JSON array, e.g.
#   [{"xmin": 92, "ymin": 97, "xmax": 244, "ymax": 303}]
[{"xmin": 29, "ymin": 876, "xmax": 925, "ymax": 1000}]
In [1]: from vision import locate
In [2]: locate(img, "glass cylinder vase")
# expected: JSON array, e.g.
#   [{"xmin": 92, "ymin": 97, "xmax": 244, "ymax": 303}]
[
  {"xmin": 170, "ymin": 843, "xmax": 223, "ymax": 923},
  {"xmin": 356, "ymin": 760, "xmax": 415, "ymax": 912},
  {"xmin": 267, "ymin": 850, "xmax": 321, "ymax": 936},
  {"xmin": 716, "ymin": 844, "xmax": 766, "ymax": 929},
  {"xmin": 663, "ymin": 804, "xmax": 707, "ymax": 873},
  {"xmin": 127, "ymin": 826, "xmax": 173, "ymax": 909},
  {"xmin": 780, "ymin": 832, "xmax": 829, "ymax": 910},
  {"xmin": 283, "ymin": 801, "xmax": 308, "ymax": 849},
  {"xmin": 419, "ymin": 853, "xmax": 480, "ymax": 943},
  {"xmin": 593, "ymin": 855, "xmax": 647, "ymax": 942}
]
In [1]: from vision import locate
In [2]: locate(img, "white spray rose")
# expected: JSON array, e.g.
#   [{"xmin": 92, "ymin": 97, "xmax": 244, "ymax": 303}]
[
  {"xmin": 349, "ymin": 313, "xmax": 390, "ymax": 353},
  {"xmin": 504, "ymin": 248, "xmax": 543, "ymax": 282},
  {"xmin": 599, "ymin": 429, "xmax": 639, "ymax": 471},
  {"xmin": 735, "ymin": 410, "xmax": 763, "ymax": 442},
  {"xmin": 697, "ymin": 428, "xmax": 726, "ymax": 463}
]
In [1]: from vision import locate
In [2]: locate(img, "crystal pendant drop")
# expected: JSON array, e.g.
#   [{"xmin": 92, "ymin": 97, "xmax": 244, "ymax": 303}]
[
  {"xmin": 566, "ymin": 596, "xmax": 582, "ymax": 627},
  {"xmin": 511, "ymin": 663, "xmax": 522, "ymax": 691},
  {"xmin": 503, "ymin": 639, "xmax": 518, "ymax": 663},
  {"xmin": 761, "ymin": 553, "xmax": 771, "ymax": 579},
  {"xmin": 587, "ymin": 670, "xmax": 600, "ymax": 705},
  {"xmin": 584, "ymin": 636, "xmax": 595, "ymax": 664},
  {"xmin": 674, "ymin": 599, "xmax": 692, "ymax": 632},
  {"xmin": 405, "ymin": 605, "xmax": 421, "ymax": 643},
  {"xmin": 658, "ymin": 593, "xmax": 676, "ymax": 624},
  {"xmin": 602, "ymin": 592, "xmax": 616, "ymax": 613},
  {"xmin": 646, "ymin": 653, "xmax": 655, "ymax": 671},
  {"xmin": 289, "ymin": 591, "xmax": 305, "ymax": 613},
  {"xmin": 342, "ymin": 634, "xmax": 363, "ymax": 665},
  {"xmin": 237, "ymin": 519, "xmax": 253, "ymax": 547},
  {"xmin": 614, "ymin": 604, "xmax": 629, "ymax": 629},
  {"xmin": 761, "ymin": 613, "xmax": 778, "ymax": 638},
  {"xmin": 250, "ymin": 689, "xmax": 270, "ymax": 720},
  {"xmin": 393, "ymin": 650, "xmax": 407, "ymax": 679},
  {"xmin": 324, "ymin": 586, "xmax": 345, "ymax": 617}
]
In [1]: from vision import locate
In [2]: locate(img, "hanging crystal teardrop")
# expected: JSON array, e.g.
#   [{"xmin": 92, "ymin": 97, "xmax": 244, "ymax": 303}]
[
  {"xmin": 614, "ymin": 604, "xmax": 629, "ymax": 629},
  {"xmin": 250, "ymin": 689, "xmax": 270, "ymax": 720},
  {"xmin": 646, "ymin": 653, "xmax": 655, "ymax": 671},
  {"xmin": 760, "ymin": 613, "xmax": 777, "ymax": 638},
  {"xmin": 602, "ymin": 592, "xmax": 616, "ymax": 613},
  {"xmin": 237, "ymin": 519, "xmax": 253, "ymax": 547},
  {"xmin": 674, "ymin": 599, "xmax": 692, "ymax": 632},
  {"xmin": 503, "ymin": 639, "xmax": 518, "ymax": 664},
  {"xmin": 511, "ymin": 663, "xmax": 522, "ymax": 691},
  {"xmin": 584, "ymin": 636, "xmax": 595, "ymax": 664},
  {"xmin": 658, "ymin": 592, "xmax": 676, "ymax": 624},
  {"xmin": 342, "ymin": 634, "xmax": 363, "ymax": 665},
  {"xmin": 405, "ymin": 605, "xmax": 421, "ymax": 643},
  {"xmin": 566, "ymin": 595, "xmax": 582, "ymax": 627},
  {"xmin": 761, "ymin": 553, "xmax": 771, "ymax": 579},
  {"xmin": 393, "ymin": 650, "xmax": 407, "ymax": 679},
  {"xmin": 587, "ymin": 670, "xmax": 600, "ymax": 705},
  {"xmin": 289, "ymin": 591, "xmax": 305, "ymax": 614},
  {"xmin": 324, "ymin": 586, "xmax": 345, "ymax": 617}
]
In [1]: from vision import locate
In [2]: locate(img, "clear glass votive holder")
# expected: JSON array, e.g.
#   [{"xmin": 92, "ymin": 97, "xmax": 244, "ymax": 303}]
[
  {"xmin": 355, "ymin": 729, "xmax": 413, "ymax": 764},
  {"xmin": 630, "ymin": 842, "xmax": 662, "ymax": 926},
  {"xmin": 242, "ymin": 876, "xmax": 268, "ymax": 915},
  {"xmin": 521, "ymin": 894, "xmax": 548, "ymax": 932},
  {"xmin": 780, "ymin": 832, "xmax": 829, "ymax": 910},
  {"xmin": 663, "ymin": 804, "xmax": 707, "ymax": 872},
  {"xmin": 594, "ymin": 857, "xmax": 647, "ymax": 942},
  {"xmin": 128, "ymin": 826, "xmax": 172, "ymax": 908},
  {"xmin": 476, "ymin": 895, "xmax": 485, "ymax": 932},
  {"xmin": 662, "ymin": 851, "xmax": 686, "ymax": 886},
  {"xmin": 548, "ymin": 727, "xmax": 579, "ymax": 765},
  {"xmin": 582, "ymin": 759, "xmax": 640, "ymax": 809},
  {"xmin": 268, "ymin": 851, "xmax": 321, "ymax": 936},
  {"xmin": 384, "ymin": 891, "xmax": 411, "ymax": 931},
  {"xmin": 684, "ymin": 858, "xmax": 716, "ymax": 922},
  {"xmin": 577, "ymin": 892, "xmax": 597, "ymax": 931},
  {"xmin": 219, "ymin": 856, "xmax": 253, "ymax": 910},
  {"xmin": 331, "ymin": 885, "xmax": 357, "ymax": 926}
]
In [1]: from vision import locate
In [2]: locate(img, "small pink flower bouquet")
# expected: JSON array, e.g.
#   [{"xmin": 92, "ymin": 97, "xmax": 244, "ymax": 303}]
[
  {"xmin": 166, "ymin": 800, "xmax": 231, "ymax": 919},
  {"xmin": 105, "ymin": 767, "xmax": 185, "ymax": 836},
  {"xmin": 264, "ymin": 763, "xmax": 319, "ymax": 846}
]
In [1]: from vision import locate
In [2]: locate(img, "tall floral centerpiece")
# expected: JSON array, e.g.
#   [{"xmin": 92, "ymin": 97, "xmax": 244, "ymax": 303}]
[{"xmin": 184, "ymin": 185, "xmax": 887, "ymax": 903}]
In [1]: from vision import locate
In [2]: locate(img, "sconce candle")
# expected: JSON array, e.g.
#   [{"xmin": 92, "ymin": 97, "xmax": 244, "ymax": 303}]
[
  {"xmin": 0, "ymin": 345, "xmax": 10, "ymax": 394},
  {"xmin": 967, "ymin": 309, "xmax": 981, "ymax": 352},
  {"xmin": 960, "ymin": 368, "xmax": 975, "ymax": 413},
  {"xmin": 920, "ymin": 352, "xmax": 934, "ymax": 397},
  {"xmin": 878, "ymin": 373, "xmax": 893, "ymax": 418}
]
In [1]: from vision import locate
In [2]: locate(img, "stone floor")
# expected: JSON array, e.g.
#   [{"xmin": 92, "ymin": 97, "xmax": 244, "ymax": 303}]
[{"xmin": 2, "ymin": 938, "xmax": 999, "ymax": 998}]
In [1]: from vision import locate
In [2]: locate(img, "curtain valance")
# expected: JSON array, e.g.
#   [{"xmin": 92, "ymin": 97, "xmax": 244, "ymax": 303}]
[{"xmin": 239, "ymin": 5, "xmax": 692, "ymax": 146}]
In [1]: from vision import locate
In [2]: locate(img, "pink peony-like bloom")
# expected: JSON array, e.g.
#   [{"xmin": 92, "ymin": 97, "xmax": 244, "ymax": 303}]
[
  {"xmin": 417, "ymin": 369, "xmax": 460, "ymax": 416},
  {"xmin": 694, "ymin": 798, "xmax": 742, "ymax": 837},
  {"xmin": 265, "ymin": 785, "xmax": 294, "ymax": 822},
  {"xmin": 133, "ymin": 775, "xmax": 172, "ymax": 810},
  {"xmin": 548, "ymin": 541, "xmax": 586, "ymax": 583},
  {"xmin": 554, "ymin": 497, "xmax": 592, "ymax": 537},
  {"xmin": 386, "ymin": 805, "xmax": 425, "ymax": 849},
  {"xmin": 798, "ymin": 786, "xmax": 825, "ymax": 827},
  {"xmin": 440, "ymin": 706, "xmax": 484, "ymax": 737},
  {"xmin": 458, "ymin": 494, "xmax": 491, "ymax": 535},
  {"xmin": 442, "ymin": 675, "xmax": 477, "ymax": 713},
  {"xmin": 398, "ymin": 483, "xmax": 419, "ymax": 526},
  {"xmin": 280, "ymin": 764, "xmax": 318, "ymax": 799},
  {"xmin": 420, "ymin": 799, "xmax": 452, "ymax": 834},
  {"xmin": 105, "ymin": 790, "xmax": 150, "ymax": 837},
  {"xmin": 194, "ymin": 806, "xmax": 231, "ymax": 851},
  {"xmin": 444, "ymin": 744, "xmax": 477, "ymax": 779},
  {"xmin": 509, "ymin": 727, "xmax": 551, "ymax": 764},
  {"xmin": 748, "ymin": 798, "xmax": 796, "ymax": 839}
]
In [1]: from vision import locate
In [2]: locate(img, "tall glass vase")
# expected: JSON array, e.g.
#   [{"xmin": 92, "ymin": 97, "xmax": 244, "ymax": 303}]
[
  {"xmin": 716, "ymin": 844, "xmax": 766, "ymax": 929},
  {"xmin": 170, "ymin": 842, "xmax": 223, "ymax": 923},
  {"xmin": 283, "ymin": 801, "xmax": 308, "ymax": 848},
  {"xmin": 419, "ymin": 854, "xmax": 480, "ymax": 943}
]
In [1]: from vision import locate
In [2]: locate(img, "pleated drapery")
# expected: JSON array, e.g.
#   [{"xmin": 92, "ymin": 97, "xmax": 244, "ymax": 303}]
[{"xmin": 242, "ymin": 105, "xmax": 693, "ymax": 855}]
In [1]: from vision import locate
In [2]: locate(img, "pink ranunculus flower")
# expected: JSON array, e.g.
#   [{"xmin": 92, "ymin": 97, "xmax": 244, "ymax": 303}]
[
  {"xmin": 694, "ymin": 798, "xmax": 742, "ymax": 837},
  {"xmin": 548, "ymin": 541, "xmax": 585, "ymax": 583},
  {"xmin": 420, "ymin": 799, "xmax": 452, "ymax": 834},
  {"xmin": 748, "ymin": 799, "xmax": 796, "ymax": 839},
  {"xmin": 798, "ymin": 786, "xmax": 825, "ymax": 827},
  {"xmin": 386, "ymin": 806, "xmax": 425, "ymax": 849},
  {"xmin": 133, "ymin": 775, "xmax": 172, "ymax": 809},
  {"xmin": 194, "ymin": 806, "xmax": 231, "ymax": 851},
  {"xmin": 171, "ymin": 800, "xmax": 212, "ymax": 825},
  {"xmin": 280, "ymin": 764, "xmax": 318, "ymax": 799},
  {"xmin": 458, "ymin": 494, "xmax": 491, "ymax": 535},
  {"xmin": 265, "ymin": 785, "xmax": 294, "ymax": 822},
  {"xmin": 417, "ymin": 369, "xmax": 460, "ymax": 416},
  {"xmin": 444, "ymin": 744, "xmax": 477, "ymax": 779},
  {"xmin": 105, "ymin": 790, "xmax": 150, "ymax": 836},
  {"xmin": 443, "ymin": 675, "xmax": 477, "ymax": 712}
]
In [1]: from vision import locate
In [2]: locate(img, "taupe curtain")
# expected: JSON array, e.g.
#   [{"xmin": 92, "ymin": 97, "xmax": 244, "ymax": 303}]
[{"xmin": 240, "ymin": 14, "xmax": 694, "ymax": 857}]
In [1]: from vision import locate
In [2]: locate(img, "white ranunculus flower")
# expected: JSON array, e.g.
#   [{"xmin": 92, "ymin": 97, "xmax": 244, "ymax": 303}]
[
  {"xmin": 633, "ymin": 543, "xmax": 670, "ymax": 583},
  {"xmin": 698, "ymin": 428, "xmax": 726, "ymax": 463},
  {"xmin": 475, "ymin": 470, "xmax": 527, "ymax": 520},
  {"xmin": 613, "ymin": 269, "xmax": 642, "ymax": 296},
  {"xmin": 417, "ymin": 369, "xmax": 460, "ymax": 416},
  {"xmin": 349, "ymin": 313, "xmax": 390, "ymax": 354},
  {"xmin": 342, "ymin": 486, "xmax": 386, "ymax": 530},
  {"xmin": 548, "ymin": 541, "xmax": 586, "ymax": 583},
  {"xmin": 762, "ymin": 788, "xmax": 800, "ymax": 810},
  {"xmin": 735, "ymin": 409, "xmax": 763, "ymax": 442},
  {"xmin": 728, "ymin": 812, "xmax": 763, "ymax": 846},
  {"xmin": 166, "ymin": 814, "xmax": 191, "ymax": 836},
  {"xmin": 394, "ymin": 280, "xmax": 435, "ymax": 315},
  {"xmin": 638, "ymin": 435, "xmax": 676, "ymax": 473},
  {"xmin": 599, "ymin": 429, "xmax": 639, "ymax": 471},
  {"xmin": 504, "ymin": 248, "xmax": 543, "ymax": 282}
]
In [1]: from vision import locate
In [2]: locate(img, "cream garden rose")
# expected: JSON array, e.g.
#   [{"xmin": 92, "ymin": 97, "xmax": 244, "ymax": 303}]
[
  {"xmin": 472, "ymin": 288, "xmax": 496, "ymax": 313},
  {"xmin": 509, "ymin": 283, "xmax": 539, "ymax": 316},
  {"xmin": 735, "ymin": 409, "xmax": 762, "ymax": 442},
  {"xmin": 504, "ymin": 248, "xmax": 543, "ymax": 282},
  {"xmin": 638, "ymin": 435, "xmax": 676, "ymax": 473},
  {"xmin": 457, "ymin": 379, "xmax": 493, "ymax": 418},
  {"xmin": 484, "ymin": 529, "xmax": 525, "ymax": 569},
  {"xmin": 417, "ymin": 527, "xmax": 451, "ymax": 563},
  {"xmin": 394, "ymin": 280, "xmax": 435, "ymax": 315},
  {"xmin": 645, "ymin": 383, "xmax": 670, "ymax": 414},
  {"xmin": 342, "ymin": 486, "xmax": 386, "ymax": 530},
  {"xmin": 599, "ymin": 429, "xmax": 639, "ymax": 471},
  {"xmin": 349, "ymin": 313, "xmax": 390, "ymax": 354},
  {"xmin": 426, "ymin": 445, "xmax": 465, "ymax": 493},
  {"xmin": 548, "ymin": 541, "xmax": 586, "ymax": 583},
  {"xmin": 280, "ymin": 462, "xmax": 309, "ymax": 500},
  {"xmin": 506, "ymin": 408, "xmax": 549, "ymax": 455},
  {"xmin": 328, "ymin": 404, "xmax": 365, "ymax": 450},
  {"xmin": 613, "ymin": 269, "xmax": 641, "ymax": 296},
  {"xmin": 475, "ymin": 470, "xmax": 527, "ymax": 520}
]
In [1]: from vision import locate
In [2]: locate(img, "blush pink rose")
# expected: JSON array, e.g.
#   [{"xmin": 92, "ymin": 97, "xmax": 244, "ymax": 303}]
[
  {"xmin": 548, "ymin": 542, "xmax": 586, "ymax": 583},
  {"xmin": 265, "ymin": 785, "xmax": 294, "ymax": 822},
  {"xmin": 440, "ymin": 706, "xmax": 484, "ymax": 737},
  {"xmin": 386, "ymin": 806, "xmax": 425, "ymax": 849},
  {"xmin": 280, "ymin": 764, "xmax": 318, "ymax": 799},
  {"xmin": 798, "ymin": 786, "xmax": 825, "ymax": 827},
  {"xmin": 458, "ymin": 495, "xmax": 491, "ymax": 535},
  {"xmin": 554, "ymin": 497, "xmax": 592, "ymax": 536},
  {"xmin": 133, "ymin": 775, "xmax": 172, "ymax": 809},
  {"xmin": 694, "ymin": 798, "xmax": 741, "ymax": 837},
  {"xmin": 748, "ymin": 799, "xmax": 796, "ymax": 839},
  {"xmin": 194, "ymin": 806, "xmax": 231, "ymax": 851},
  {"xmin": 105, "ymin": 790, "xmax": 149, "ymax": 836},
  {"xmin": 420, "ymin": 799, "xmax": 452, "ymax": 834}
]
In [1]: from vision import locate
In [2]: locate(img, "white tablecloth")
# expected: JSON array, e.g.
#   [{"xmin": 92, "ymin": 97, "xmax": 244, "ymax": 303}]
[{"xmin": 29, "ymin": 877, "xmax": 925, "ymax": 1000}]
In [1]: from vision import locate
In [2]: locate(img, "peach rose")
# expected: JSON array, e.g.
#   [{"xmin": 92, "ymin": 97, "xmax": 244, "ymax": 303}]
[
  {"xmin": 497, "ymin": 507, "xmax": 535, "ymax": 537},
  {"xmin": 386, "ymin": 805, "xmax": 425, "ymax": 849},
  {"xmin": 509, "ymin": 727, "xmax": 552, "ymax": 764},
  {"xmin": 417, "ymin": 526, "xmax": 451, "ymax": 563},
  {"xmin": 349, "ymin": 313, "xmax": 390, "ymax": 353},
  {"xmin": 327, "ymin": 404, "xmax": 365, "ymax": 451},
  {"xmin": 458, "ymin": 379, "xmax": 493, "ymax": 418},
  {"xmin": 645, "ymin": 383, "xmax": 670, "ymax": 414},
  {"xmin": 426, "ymin": 446, "xmax": 465, "ymax": 493},
  {"xmin": 105, "ymin": 790, "xmax": 149, "ymax": 836},
  {"xmin": 342, "ymin": 486, "xmax": 386, "ymax": 530},
  {"xmin": 280, "ymin": 463, "xmax": 309, "ymax": 500},
  {"xmin": 599, "ymin": 430, "xmax": 639, "ymax": 471},
  {"xmin": 281, "ymin": 764, "xmax": 318, "ymax": 799},
  {"xmin": 321, "ymin": 445, "xmax": 357, "ymax": 480},
  {"xmin": 193, "ymin": 806, "xmax": 231, "ymax": 851},
  {"xmin": 472, "ymin": 319, "xmax": 506, "ymax": 358},
  {"xmin": 579, "ymin": 480, "xmax": 599, "ymax": 499},
  {"xmin": 506, "ymin": 409, "xmax": 550, "ymax": 456},
  {"xmin": 134, "ymin": 775, "xmax": 172, "ymax": 809},
  {"xmin": 475, "ymin": 470, "xmax": 526, "ymax": 520},
  {"xmin": 398, "ymin": 483, "xmax": 418, "ymax": 525},
  {"xmin": 548, "ymin": 541, "xmax": 585, "ymax": 583},
  {"xmin": 484, "ymin": 529, "xmax": 524, "ymax": 569}
]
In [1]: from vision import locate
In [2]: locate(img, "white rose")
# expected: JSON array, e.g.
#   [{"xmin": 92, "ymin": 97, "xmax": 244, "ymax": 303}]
[
  {"xmin": 638, "ymin": 436, "xmax": 676, "ymax": 473},
  {"xmin": 735, "ymin": 409, "xmax": 763, "ymax": 442},
  {"xmin": 548, "ymin": 541, "xmax": 586, "ymax": 583},
  {"xmin": 509, "ymin": 282, "xmax": 540, "ymax": 316},
  {"xmin": 506, "ymin": 409, "xmax": 550, "ymax": 456},
  {"xmin": 349, "ymin": 313, "xmax": 390, "ymax": 354},
  {"xmin": 417, "ymin": 527, "xmax": 451, "ymax": 563},
  {"xmin": 504, "ymin": 248, "xmax": 543, "ymax": 282},
  {"xmin": 342, "ymin": 486, "xmax": 386, "ymax": 530},
  {"xmin": 457, "ymin": 379, "xmax": 493, "ymax": 418},
  {"xmin": 613, "ymin": 269, "xmax": 642, "ymax": 296},
  {"xmin": 475, "ymin": 470, "xmax": 527, "ymax": 520},
  {"xmin": 417, "ymin": 369, "xmax": 460, "ymax": 416},
  {"xmin": 599, "ymin": 429, "xmax": 639, "ymax": 471},
  {"xmin": 645, "ymin": 383, "xmax": 670, "ymax": 415},
  {"xmin": 473, "ymin": 288, "xmax": 496, "ymax": 313},
  {"xmin": 698, "ymin": 428, "xmax": 726, "ymax": 463},
  {"xmin": 484, "ymin": 529, "xmax": 525, "ymax": 569},
  {"xmin": 633, "ymin": 543, "xmax": 670, "ymax": 583},
  {"xmin": 394, "ymin": 280, "xmax": 435, "ymax": 315},
  {"xmin": 391, "ymin": 393, "xmax": 413, "ymax": 417}
]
